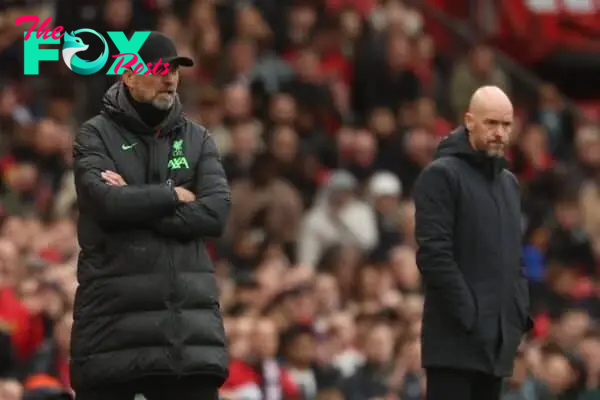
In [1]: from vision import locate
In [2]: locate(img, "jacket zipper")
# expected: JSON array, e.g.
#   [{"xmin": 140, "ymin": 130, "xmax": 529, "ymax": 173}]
[
  {"xmin": 148, "ymin": 139, "xmax": 160, "ymax": 183},
  {"xmin": 158, "ymin": 127, "xmax": 183, "ymax": 372}
]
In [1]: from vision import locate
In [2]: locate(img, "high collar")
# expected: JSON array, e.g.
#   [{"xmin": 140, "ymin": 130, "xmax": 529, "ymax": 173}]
[
  {"xmin": 124, "ymin": 88, "xmax": 169, "ymax": 131},
  {"xmin": 435, "ymin": 126, "xmax": 508, "ymax": 179},
  {"xmin": 100, "ymin": 82, "xmax": 184, "ymax": 137}
]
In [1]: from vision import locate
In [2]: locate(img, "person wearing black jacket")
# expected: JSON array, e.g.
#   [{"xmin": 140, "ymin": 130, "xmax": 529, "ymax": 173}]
[
  {"xmin": 413, "ymin": 86, "xmax": 533, "ymax": 400},
  {"xmin": 71, "ymin": 32, "xmax": 230, "ymax": 399}
]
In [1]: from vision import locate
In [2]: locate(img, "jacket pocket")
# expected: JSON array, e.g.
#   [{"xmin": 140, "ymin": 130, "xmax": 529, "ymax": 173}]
[
  {"xmin": 513, "ymin": 278, "xmax": 532, "ymax": 332},
  {"xmin": 512, "ymin": 294, "xmax": 533, "ymax": 333},
  {"xmin": 461, "ymin": 284, "xmax": 479, "ymax": 333}
]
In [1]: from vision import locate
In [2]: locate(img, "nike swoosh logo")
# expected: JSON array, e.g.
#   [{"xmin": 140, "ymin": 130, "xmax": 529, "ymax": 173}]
[{"xmin": 121, "ymin": 143, "xmax": 137, "ymax": 150}]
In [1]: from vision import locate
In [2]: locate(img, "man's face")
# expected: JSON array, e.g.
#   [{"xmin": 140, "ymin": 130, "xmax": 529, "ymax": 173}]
[
  {"xmin": 471, "ymin": 46, "xmax": 494, "ymax": 75},
  {"xmin": 104, "ymin": 0, "xmax": 133, "ymax": 29},
  {"xmin": 231, "ymin": 123, "xmax": 258, "ymax": 155},
  {"xmin": 287, "ymin": 333, "xmax": 317, "ymax": 365},
  {"xmin": 364, "ymin": 324, "xmax": 394, "ymax": 364},
  {"xmin": 230, "ymin": 41, "xmax": 256, "ymax": 73},
  {"xmin": 415, "ymin": 98, "xmax": 436, "ymax": 125},
  {"xmin": 125, "ymin": 66, "xmax": 180, "ymax": 110},
  {"xmin": 368, "ymin": 108, "xmax": 395, "ymax": 137},
  {"xmin": 296, "ymin": 51, "xmax": 321, "ymax": 83},
  {"xmin": 269, "ymin": 94, "xmax": 297, "ymax": 125},
  {"xmin": 465, "ymin": 105, "xmax": 513, "ymax": 157},
  {"xmin": 328, "ymin": 190, "xmax": 353, "ymax": 210},
  {"xmin": 223, "ymin": 86, "xmax": 251, "ymax": 120},
  {"xmin": 252, "ymin": 320, "xmax": 279, "ymax": 359},
  {"xmin": 543, "ymin": 354, "xmax": 573, "ymax": 392},
  {"xmin": 271, "ymin": 127, "xmax": 298, "ymax": 163}
]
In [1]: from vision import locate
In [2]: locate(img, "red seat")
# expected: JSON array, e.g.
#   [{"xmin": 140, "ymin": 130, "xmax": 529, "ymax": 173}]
[
  {"xmin": 496, "ymin": 0, "xmax": 600, "ymax": 63},
  {"xmin": 423, "ymin": 0, "xmax": 599, "ymax": 65}
]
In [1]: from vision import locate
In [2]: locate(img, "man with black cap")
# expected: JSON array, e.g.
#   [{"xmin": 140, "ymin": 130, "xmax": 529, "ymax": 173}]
[{"xmin": 71, "ymin": 31, "xmax": 230, "ymax": 399}]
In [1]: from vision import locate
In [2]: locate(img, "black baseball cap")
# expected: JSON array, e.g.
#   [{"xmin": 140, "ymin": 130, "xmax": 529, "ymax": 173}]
[{"xmin": 137, "ymin": 31, "xmax": 194, "ymax": 68}]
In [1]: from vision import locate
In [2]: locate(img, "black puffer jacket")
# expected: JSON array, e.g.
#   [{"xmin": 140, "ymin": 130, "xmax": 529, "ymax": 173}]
[{"xmin": 70, "ymin": 82, "xmax": 230, "ymax": 389}]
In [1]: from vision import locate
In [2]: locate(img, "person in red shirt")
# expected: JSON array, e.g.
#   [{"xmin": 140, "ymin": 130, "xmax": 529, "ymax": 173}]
[
  {"xmin": 413, "ymin": 97, "xmax": 452, "ymax": 139},
  {"xmin": 513, "ymin": 124, "xmax": 555, "ymax": 183},
  {"xmin": 24, "ymin": 312, "xmax": 72, "ymax": 392},
  {"xmin": 0, "ymin": 239, "xmax": 44, "ymax": 364},
  {"xmin": 221, "ymin": 318, "xmax": 300, "ymax": 399}
]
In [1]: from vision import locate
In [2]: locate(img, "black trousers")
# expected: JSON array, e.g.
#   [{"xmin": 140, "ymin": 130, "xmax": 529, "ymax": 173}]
[
  {"xmin": 426, "ymin": 367, "xmax": 503, "ymax": 400},
  {"xmin": 75, "ymin": 376, "xmax": 219, "ymax": 400}
]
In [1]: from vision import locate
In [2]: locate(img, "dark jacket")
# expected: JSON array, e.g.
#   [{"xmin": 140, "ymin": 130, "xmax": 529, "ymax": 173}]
[
  {"xmin": 414, "ymin": 127, "xmax": 533, "ymax": 377},
  {"xmin": 26, "ymin": 340, "xmax": 63, "ymax": 382},
  {"xmin": 70, "ymin": 82, "xmax": 230, "ymax": 389},
  {"xmin": 342, "ymin": 363, "xmax": 393, "ymax": 400},
  {"xmin": 0, "ymin": 328, "xmax": 17, "ymax": 378}
]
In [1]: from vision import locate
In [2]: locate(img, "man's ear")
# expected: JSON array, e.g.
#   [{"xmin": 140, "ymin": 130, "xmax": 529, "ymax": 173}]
[
  {"xmin": 464, "ymin": 112, "xmax": 475, "ymax": 131},
  {"xmin": 121, "ymin": 69, "xmax": 134, "ymax": 88}
]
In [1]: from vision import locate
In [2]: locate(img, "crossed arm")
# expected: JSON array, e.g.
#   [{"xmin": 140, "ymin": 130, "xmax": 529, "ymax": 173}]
[
  {"xmin": 73, "ymin": 123, "xmax": 230, "ymax": 240},
  {"xmin": 151, "ymin": 133, "xmax": 230, "ymax": 240}
]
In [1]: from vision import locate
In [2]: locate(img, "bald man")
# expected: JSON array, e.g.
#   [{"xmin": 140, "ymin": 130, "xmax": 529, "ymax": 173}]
[{"xmin": 413, "ymin": 86, "xmax": 533, "ymax": 400}]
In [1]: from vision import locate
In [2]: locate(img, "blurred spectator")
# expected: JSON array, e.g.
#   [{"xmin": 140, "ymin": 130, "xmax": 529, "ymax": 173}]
[
  {"xmin": 280, "ymin": 324, "xmax": 342, "ymax": 397},
  {"xmin": 412, "ymin": 97, "xmax": 452, "ymax": 139},
  {"xmin": 341, "ymin": 321, "xmax": 396, "ymax": 399},
  {"xmin": 227, "ymin": 152, "xmax": 303, "ymax": 253},
  {"xmin": 501, "ymin": 348, "xmax": 553, "ymax": 400},
  {"xmin": 297, "ymin": 170, "xmax": 377, "ymax": 268},
  {"xmin": 449, "ymin": 43, "xmax": 511, "ymax": 122},
  {"xmin": 366, "ymin": 171, "xmax": 403, "ymax": 260},
  {"xmin": 361, "ymin": 31, "xmax": 420, "ymax": 117},
  {"xmin": 222, "ymin": 318, "xmax": 299, "ymax": 399},
  {"xmin": 529, "ymin": 84, "xmax": 576, "ymax": 161},
  {"xmin": 25, "ymin": 312, "xmax": 72, "ymax": 389}
]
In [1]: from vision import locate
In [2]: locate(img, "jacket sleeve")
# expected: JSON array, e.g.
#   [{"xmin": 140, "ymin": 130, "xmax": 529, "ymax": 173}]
[
  {"xmin": 73, "ymin": 123, "xmax": 179, "ymax": 224},
  {"xmin": 153, "ymin": 132, "xmax": 230, "ymax": 240},
  {"xmin": 507, "ymin": 171, "xmax": 534, "ymax": 330},
  {"xmin": 519, "ymin": 254, "xmax": 535, "ymax": 332},
  {"xmin": 413, "ymin": 163, "xmax": 477, "ymax": 332}
]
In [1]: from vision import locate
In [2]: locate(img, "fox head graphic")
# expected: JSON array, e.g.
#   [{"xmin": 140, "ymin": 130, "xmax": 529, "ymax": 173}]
[
  {"xmin": 62, "ymin": 32, "xmax": 89, "ymax": 70},
  {"xmin": 61, "ymin": 29, "xmax": 109, "ymax": 75}
]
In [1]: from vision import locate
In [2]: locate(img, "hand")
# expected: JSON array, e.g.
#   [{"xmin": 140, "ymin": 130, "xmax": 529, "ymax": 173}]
[
  {"xmin": 101, "ymin": 170, "xmax": 126, "ymax": 186},
  {"xmin": 0, "ymin": 379, "xmax": 23, "ymax": 400},
  {"xmin": 174, "ymin": 187, "xmax": 196, "ymax": 202},
  {"xmin": 330, "ymin": 80, "xmax": 351, "ymax": 115}
]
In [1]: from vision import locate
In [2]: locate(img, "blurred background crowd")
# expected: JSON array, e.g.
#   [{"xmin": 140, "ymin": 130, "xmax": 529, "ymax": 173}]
[{"xmin": 1, "ymin": 0, "xmax": 600, "ymax": 399}]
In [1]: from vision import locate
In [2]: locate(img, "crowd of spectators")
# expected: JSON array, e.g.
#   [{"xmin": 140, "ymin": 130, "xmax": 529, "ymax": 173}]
[{"xmin": 1, "ymin": 0, "xmax": 600, "ymax": 399}]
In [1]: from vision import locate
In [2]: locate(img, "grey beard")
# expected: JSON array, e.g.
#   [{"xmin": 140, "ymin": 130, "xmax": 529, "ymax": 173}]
[
  {"xmin": 485, "ymin": 148, "xmax": 505, "ymax": 158},
  {"xmin": 152, "ymin": 94, "xmax": 175, "ymax": 110}
]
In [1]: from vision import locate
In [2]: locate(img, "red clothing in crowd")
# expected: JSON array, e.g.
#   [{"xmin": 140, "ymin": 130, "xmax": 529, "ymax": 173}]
[
  {"xmin": 325, "ymin": 0, "xmax": 376, "ymax": 17},
  {"xmin": 517, "ymin": 153, "xmax": 555, "ymax": 182},
  {"xmin": 411, "ymin": 60, "xmax": 437, "ymax": 99},
  {"xmin": 57, "ymin": 355, "xmax": 70, "ymax": 388},
  {"xmin": 428, "ymin": 118, "xmax": 453, "ymax": 139},
  {"xmin": 0, "ymin": 287, "xmax": 44, "ymax": 362},
  {"xmin": 222, "ymin": 359, "xmax": 299, "ymax": 399},
  {"xmin": 320, "ymin": 52, "xmax": 353, "ymax": 86},
  {"xmin": 282, "ymin": 50, "xmax": 352, "ymax": 87}
]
